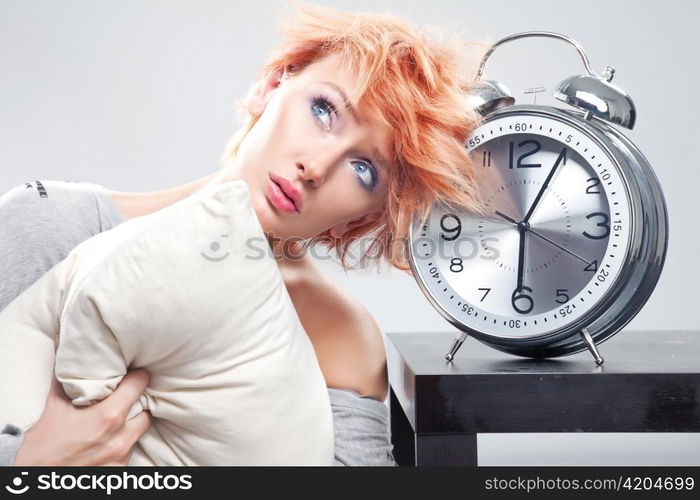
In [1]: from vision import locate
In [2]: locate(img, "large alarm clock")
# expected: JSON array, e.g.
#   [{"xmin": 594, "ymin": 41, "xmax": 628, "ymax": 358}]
[{"xmin": 408, "ymin": 32, "xmax": 668, "ymax": 364}]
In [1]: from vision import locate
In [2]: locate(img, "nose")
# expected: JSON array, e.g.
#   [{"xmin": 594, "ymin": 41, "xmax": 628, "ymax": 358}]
[
  {"xmin": 297, "ymin": 142, "xmax": 347, "ymax": 188},
  {"xmin": 296, "ymin": 160, "xmax": 331, "ymax": 188}
]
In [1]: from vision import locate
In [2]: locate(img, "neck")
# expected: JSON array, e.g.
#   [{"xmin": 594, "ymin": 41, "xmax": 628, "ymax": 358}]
[
  {"xmin": 106, "ymin": 168, "xmax": 240, "ymax": 222},
  {"xmin": 105, "ymin": 165, "xmax": 303, "ymax": 261}
]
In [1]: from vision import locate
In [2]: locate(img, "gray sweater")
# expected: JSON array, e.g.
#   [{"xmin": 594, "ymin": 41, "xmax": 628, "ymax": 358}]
[{"xmin": 0, "ymin": 180, "xmax": 396, "ymax": 466}]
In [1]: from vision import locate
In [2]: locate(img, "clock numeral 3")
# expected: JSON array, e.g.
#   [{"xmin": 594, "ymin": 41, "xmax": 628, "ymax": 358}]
[{"xmin": 583, "ymin": 212, "xmax": 610, "ymax": 240}]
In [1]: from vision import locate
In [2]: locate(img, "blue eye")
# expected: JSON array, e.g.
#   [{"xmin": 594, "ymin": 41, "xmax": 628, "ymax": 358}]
[
  {"xmin": 353, "ymin": 161, "xmax": 379, "ymax": 192},
  {"xmin": 311, "ymin": 94, "xmax": 380, "ymax": 192},
  {"xmin": 311, "ymin": 95, "xmax": 337, "ymax": 130}
]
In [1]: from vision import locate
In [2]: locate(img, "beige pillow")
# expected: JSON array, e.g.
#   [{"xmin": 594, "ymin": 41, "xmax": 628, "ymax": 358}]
[{"xmin": 0, "ymin": 179, "xmax": 334, "ymax": 465}]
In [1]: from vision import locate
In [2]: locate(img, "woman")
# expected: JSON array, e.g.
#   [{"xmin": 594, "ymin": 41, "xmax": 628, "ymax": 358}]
[{"xmin": 0, "ymin": 1, "xmax": 481, "ymax": 465}]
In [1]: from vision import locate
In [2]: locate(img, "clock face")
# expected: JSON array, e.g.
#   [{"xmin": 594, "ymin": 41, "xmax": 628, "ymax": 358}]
[{"xmin": 411, "ymin": 111, "xmax": 632, "ymax": 339}]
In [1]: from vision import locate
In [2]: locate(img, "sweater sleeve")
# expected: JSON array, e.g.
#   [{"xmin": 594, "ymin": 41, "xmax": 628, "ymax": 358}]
[
  {"xmin": 328, "ymin": 388, "xmax": 397, "ymax": 466},
  {"xmin": 0, "ymin": 180, "xmax": 122, "ymax": 466},
  {"xmin": 0, "ymin": 424, "xmax": 24, "ymax": 466}
]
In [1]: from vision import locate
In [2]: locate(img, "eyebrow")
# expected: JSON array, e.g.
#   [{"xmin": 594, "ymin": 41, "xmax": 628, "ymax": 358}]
[{"xmin": 320, "ymin": 81, "xmax": 391, "ymax": 172}]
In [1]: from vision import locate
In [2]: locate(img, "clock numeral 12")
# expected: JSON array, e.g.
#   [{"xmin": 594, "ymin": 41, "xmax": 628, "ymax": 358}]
[{"xmin": 509, "ymin": 140, "xmax": 542, "ymax": 169}]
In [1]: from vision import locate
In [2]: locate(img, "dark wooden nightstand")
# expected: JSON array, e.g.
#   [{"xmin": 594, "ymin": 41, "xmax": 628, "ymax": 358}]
[{"xmin": 387, "ymin": 330, "xmax": 700, "ymax": 466}]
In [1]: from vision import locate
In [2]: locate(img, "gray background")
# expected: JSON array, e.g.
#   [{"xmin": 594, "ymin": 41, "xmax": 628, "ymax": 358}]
[{"xmin": 1, "ymin": 0, "xmax": 698, "ymax": 465}]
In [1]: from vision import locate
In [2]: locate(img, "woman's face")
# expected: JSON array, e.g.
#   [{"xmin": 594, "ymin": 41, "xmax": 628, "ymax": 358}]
[{"xmin": 229, "ymin": 53, "xmax": 392, "ymax": 247}]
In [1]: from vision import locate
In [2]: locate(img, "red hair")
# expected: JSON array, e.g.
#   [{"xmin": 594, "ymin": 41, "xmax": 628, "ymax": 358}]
[{"xmin": 220, "ymin": 1, "xmax": 486, "ymax": 273}]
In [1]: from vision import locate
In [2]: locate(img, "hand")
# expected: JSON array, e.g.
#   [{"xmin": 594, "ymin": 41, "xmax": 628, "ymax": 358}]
[
  {"xmin": 523, "ymin": 146, "xmax": 567, "ymax": 223},
  {"xmin": 13, "ymin": 366, "xmax": 152, "ymax": 466},
  {"xmin": 516, "ymin": 221, "xmax": 526, "ymax": 291}
]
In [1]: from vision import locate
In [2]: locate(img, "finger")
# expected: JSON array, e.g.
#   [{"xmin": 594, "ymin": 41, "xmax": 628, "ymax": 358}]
[
  {"xmin": 123, "ymin": 410, "xmax": 153, "ymax": 449},
  {"xmin": 98, "ymin": 368, "xmax": 150, "ymax": 422}
]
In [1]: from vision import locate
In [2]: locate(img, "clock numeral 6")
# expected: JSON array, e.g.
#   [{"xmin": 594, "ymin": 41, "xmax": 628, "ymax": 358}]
[
  {"xmin": 511, "ymin": 286, "xmax": 534, "ymax": 314},
  {"xmin": 440, "ymin": 214, "xmax": 461, "ymax": 241},
  {"xmin": 583, "ymin": 212, "xmax": 610, "ymax": 240}
]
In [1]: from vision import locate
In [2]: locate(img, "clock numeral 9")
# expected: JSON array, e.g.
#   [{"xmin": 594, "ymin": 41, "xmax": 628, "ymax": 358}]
[
  {"xmin": 440, "ymin": 214, "xmax": 461, "ymax": 241},
  {"xmin": 509, "ymin": 140, "xmax": 541, "ymax": 169},
  {"xmin": 583, "ymin": 212, "xmax": 610, "ymax": 240},
  {"xmin": 511, "ymin": 286, "xmax": 534, "ymax": 314}
]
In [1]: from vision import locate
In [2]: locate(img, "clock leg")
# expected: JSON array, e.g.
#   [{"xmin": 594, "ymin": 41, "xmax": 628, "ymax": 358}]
[
  {"xmin": 580, "ymin": 327, "xmax": 605, "ymax": 365},
  {"xmin": 445, "ymin": 331, "xmax": 468, "ymax": 361}
]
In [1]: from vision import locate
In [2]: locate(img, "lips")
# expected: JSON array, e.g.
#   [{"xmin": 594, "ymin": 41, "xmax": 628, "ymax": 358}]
[{"xmin": 268, "ymin": 173, "xmax": 302, "ymax": 213}]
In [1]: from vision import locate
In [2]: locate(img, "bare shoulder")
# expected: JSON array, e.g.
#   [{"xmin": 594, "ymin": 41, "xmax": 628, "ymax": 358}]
[{"xmin": 280, "ymin": 254, "xmax": 389, "ymax": 402}]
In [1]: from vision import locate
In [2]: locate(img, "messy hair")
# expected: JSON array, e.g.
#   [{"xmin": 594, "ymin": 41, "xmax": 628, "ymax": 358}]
[{"xmin": 220, "ymin": 1, "xmax": 486, "ymax": 273}]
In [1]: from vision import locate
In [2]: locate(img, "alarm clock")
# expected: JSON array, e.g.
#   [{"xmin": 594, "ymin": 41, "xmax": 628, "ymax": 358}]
[{"xmin": 408, "ymin": 32, "xmax": 668, "ymax": 364}]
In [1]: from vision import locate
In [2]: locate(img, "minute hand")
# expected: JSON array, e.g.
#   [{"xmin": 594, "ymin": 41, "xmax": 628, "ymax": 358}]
[{"xmin": 523, "ymin": 147, "xmax": 567, "ymax": 223}]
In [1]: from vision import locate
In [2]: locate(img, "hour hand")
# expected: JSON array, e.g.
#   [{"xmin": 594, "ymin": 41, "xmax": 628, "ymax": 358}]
[{"xmin": 495, "ymin": 210, "xmax": 518, "ymax": 225}]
